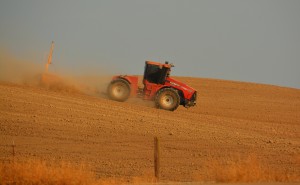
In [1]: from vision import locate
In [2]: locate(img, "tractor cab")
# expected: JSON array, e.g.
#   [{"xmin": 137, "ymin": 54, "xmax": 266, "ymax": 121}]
[{"xmin": 143, "ymin": 61, "xmax": 172, "ymax": 85}]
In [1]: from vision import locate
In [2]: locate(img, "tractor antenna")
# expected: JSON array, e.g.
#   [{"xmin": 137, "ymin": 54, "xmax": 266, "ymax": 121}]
[{"xmin": 45, "ymin": 41, "xmax": 54, "ymax": 72}]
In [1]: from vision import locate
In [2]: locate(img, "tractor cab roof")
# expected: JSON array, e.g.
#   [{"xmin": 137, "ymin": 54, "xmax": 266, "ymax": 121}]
[{"xmin": 145, "ymin": 61, "xmax": 173, "ymax": 69}]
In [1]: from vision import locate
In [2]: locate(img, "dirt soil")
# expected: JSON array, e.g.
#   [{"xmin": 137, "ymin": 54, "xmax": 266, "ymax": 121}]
[{"xmin": 0, "ymin": 77, "xmax": 299, "ymax": 182}]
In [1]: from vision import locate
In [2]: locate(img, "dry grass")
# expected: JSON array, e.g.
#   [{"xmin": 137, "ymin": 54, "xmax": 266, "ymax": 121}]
[
  {"xmin": 0, "ymin": 159, "xmax": 156, "ymax": 185},
  {"xmin": 196, "ymin": 154, "xmax": 300, "ymax": 183},
  {"xmin": 0, "ymin": 160, "xmax": 95, "ymax": 185},
  {"xmin": 1, "ymin": 156, "xmax": 299, "ymax": 184}
]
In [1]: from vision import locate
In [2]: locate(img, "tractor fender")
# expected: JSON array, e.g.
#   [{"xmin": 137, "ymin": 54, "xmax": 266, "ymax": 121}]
[{"xmin": 111, "ymin": 75, "xmax": 136, "ymax": 84}]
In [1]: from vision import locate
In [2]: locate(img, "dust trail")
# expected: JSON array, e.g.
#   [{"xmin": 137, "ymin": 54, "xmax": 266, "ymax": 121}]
[
  {"xmin": 0, "ymin": 50, "xmax": 43, "ymax": 85},
  {"xmin": 57, "ymin": 74, "xmax": 112, "ymax": 96},
  {"xmin": 0, "ymin": 50, "xmax": 112, "ymax": 96}
]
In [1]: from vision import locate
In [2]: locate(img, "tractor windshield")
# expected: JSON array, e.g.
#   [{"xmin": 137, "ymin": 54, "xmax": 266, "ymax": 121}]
[{"xmin": 144, "ymin": 64, "xmax": 169, "ymax": 84}]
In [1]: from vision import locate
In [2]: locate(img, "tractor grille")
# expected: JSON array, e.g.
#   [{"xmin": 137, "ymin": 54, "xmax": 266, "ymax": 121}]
[
  {"xmin": 184, "ymin": 91, "xmax": 197, "ymax": 108},
  {"xmin": 191, "ymin": 91, "xmax": 197, "ymax": 102}
]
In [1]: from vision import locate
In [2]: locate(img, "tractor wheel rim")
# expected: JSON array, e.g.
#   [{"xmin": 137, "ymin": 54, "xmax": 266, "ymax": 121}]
[
  {"xmin": 162, "ymin": 95, "xmax": 174, "ymax": 107},
  {"xmin": 113, "ymin": 85, "xmax": 125, "ymax": 98}
]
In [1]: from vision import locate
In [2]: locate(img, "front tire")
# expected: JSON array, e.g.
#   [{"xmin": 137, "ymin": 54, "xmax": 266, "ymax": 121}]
[
  {"xmin": 107, "ymin": 79, "xmax": 130, "ymax": 102},
  {"xmin": 155, "ymin": 88, "xmax": 180, "ymax": 111}
]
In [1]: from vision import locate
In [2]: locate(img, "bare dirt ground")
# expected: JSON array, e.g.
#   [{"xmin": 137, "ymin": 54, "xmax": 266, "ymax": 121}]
[{"xmin": 0, "ymin": 76, "xmax": 299, "ymax": 182}]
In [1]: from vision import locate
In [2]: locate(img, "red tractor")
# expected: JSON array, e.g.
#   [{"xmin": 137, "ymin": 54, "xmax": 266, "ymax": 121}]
[{"xmin": 107, "ymin": 61, "xmax": 197, "ymax": 111}]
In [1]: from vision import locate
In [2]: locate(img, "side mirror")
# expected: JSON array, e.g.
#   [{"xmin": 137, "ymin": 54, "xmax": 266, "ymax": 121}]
[{"xmin": 165, "ymin": 61, "xmax": 174, "ymax": 67}]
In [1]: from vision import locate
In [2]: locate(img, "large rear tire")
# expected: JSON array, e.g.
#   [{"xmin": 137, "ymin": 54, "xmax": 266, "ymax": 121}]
[
  {"xmin": 155, "ymin": 88, "xmax": 180, "ymax": 111},
  {"xmin": 107, "ymin": 79, "xmax": 130, "ymax": 102}
]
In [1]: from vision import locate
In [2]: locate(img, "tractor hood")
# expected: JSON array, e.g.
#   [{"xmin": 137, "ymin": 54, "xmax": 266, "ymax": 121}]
[{"xmin": 166, "ymin": 77, "xmax": 196, "ymax": 96}]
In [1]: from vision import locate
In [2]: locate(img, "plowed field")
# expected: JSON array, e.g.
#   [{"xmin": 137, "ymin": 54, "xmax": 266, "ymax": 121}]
[{"xmin": 0, "ymin": 77, "xmax": 299, "ymax": 182}]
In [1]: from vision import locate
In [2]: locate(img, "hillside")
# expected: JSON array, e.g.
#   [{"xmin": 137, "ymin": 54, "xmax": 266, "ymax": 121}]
[{"xmin": 0, "ymin": 77, "xmax": 299, "ymax": 182}]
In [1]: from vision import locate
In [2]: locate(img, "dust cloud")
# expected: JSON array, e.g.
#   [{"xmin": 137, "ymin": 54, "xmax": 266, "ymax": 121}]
[
  {"xmin": 0, "ymin": 50, "xmax": 112, "ymax": 96},
  {"xmin": 0, "ymin": 51, "xmax": 43, "ymax": 85}
]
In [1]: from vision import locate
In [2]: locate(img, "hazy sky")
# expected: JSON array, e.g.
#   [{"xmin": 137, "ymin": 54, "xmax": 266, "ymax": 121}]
[{"xmin": 0, "ymin": 0, "xmax": 299, "ymax": 89}]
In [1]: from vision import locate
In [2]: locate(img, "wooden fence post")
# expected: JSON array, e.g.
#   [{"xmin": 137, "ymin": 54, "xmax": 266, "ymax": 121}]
[
  {"xmin": 12, "ymin": 140, "xmax": 15, "ymax": 163},
  {"xmin": 154, "ymin": 137, "xmax": 160, "ymax": 181}
]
